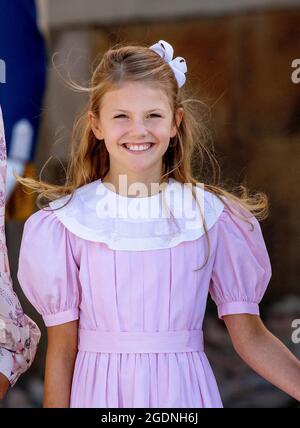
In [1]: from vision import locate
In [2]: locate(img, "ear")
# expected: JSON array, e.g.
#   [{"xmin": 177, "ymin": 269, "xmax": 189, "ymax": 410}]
[
  {"xmin": 170, "ymin": 107, "xmax": 184, "ymax": 138},
  {"xmin": 88, "ymin": 111, "xmax": 103, "ymax": 140}
]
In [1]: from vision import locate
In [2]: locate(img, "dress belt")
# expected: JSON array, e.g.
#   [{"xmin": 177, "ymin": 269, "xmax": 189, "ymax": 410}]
[{"xmin": 78, "ymin": 329, "xmax": 204, "ymax": 353}]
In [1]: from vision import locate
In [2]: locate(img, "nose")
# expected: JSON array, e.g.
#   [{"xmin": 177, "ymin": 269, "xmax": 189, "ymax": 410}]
[{"xmin": 128, "ymin": 118, "xmax": 148, "ymax": 137}]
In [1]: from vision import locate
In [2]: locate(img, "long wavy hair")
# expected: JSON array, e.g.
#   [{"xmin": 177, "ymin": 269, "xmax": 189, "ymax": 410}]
[{"xmin": 15, "ymin": 41, "xmax": 269, "ymax": 271}]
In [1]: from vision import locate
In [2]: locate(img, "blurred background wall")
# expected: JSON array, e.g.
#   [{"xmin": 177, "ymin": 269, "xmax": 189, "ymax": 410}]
[{"xmin": 1, "ymin": 0, "xmax": 300, "ymax": 408}]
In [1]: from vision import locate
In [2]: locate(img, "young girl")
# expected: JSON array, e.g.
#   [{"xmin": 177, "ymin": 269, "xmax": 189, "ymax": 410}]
[
  {"xmin": 16, "ymin": 40, "xmax": 300, "ymax": 408},
  {"xmin": 0, "ymin": 106, "xmax": 41, "ymax": 400}
]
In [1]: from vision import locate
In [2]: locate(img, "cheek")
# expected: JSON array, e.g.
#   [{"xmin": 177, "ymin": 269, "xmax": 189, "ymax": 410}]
[
  {"xmin": 103, "ymin": 126, "xmax": 122, "ymax": 144},
  {"xmin": 152, "ymin": 123, "xmax": 172, "ymax": 140},
  {"xmin": 101, "ymin": 133, "xmax": 117, "ymax": 152},
  {"xmin": 160, "ymin": 128, "xmax": 173, "ymax": 145}
]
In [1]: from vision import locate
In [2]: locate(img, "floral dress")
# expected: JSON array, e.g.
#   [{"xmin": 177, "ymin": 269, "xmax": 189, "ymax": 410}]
[{"xmin": 0, "ymin": 105, "xmax": 41, "ymax": 387}]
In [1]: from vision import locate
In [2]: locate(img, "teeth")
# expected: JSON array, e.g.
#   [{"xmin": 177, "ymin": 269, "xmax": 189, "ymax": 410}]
[{"xmin": 124, "ymin": 143, "xmax": 152, "ymax": 151}]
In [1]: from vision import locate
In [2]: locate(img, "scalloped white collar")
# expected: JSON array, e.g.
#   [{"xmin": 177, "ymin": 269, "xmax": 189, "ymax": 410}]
[{"xmin": 48, "ymin": 178, "xmax": 225, "ymax": 251}]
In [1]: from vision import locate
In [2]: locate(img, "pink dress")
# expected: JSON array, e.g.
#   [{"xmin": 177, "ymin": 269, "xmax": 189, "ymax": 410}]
[
  {"xmin": 16, "ymin": 178, "xmax": 272, "ymax": 407},
  {"xmin": 0, "ymin": 105, "xmax": 41, "ymax": 387}
]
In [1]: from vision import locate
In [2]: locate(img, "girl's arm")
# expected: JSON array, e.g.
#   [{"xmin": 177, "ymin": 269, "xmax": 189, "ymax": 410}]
[
  {"xmin": 223, "ymin": 314, "xmax": 300, "ymax": 402},
  {"xmin": 43, "ymin": 320, "xmax": 78, "ymax": 408}
]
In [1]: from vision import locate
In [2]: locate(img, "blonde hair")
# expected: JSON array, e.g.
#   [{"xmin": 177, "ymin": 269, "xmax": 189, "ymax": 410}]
[{"xmin": 15, "ymin": 41, "xmax": 269, "ymax": 271}]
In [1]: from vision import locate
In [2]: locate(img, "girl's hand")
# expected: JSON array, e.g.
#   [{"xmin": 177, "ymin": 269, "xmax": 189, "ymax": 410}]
[
  {"xmin": 223, "ymin": 314, "xmax": 300, "ymax": 402},
  {"xmin": 0, "ymin": 372, "xmax": 10, "ymax": 401}
]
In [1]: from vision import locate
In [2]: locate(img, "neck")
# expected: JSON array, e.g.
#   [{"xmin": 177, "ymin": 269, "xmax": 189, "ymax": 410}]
[{"xmin": 102, "ymin": 169, "xmax": 167, "ymax": 198}]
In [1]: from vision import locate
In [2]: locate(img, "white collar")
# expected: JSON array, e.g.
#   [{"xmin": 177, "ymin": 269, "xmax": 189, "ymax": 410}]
[{"xmin": 49, "ymin": 178, "xmax": 225, "ymax": 251}]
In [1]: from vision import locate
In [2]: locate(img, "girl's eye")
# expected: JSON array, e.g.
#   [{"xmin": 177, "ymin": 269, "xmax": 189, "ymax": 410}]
[{"xmin": 113, "ymin": 114, "xmax": 162, "ymax": 119}]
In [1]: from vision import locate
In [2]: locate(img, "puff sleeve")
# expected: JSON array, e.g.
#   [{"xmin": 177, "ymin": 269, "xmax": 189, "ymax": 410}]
[
  {"xmin": 17, "ymin": 209, "xmax": 81, "ymax": 327},
  {"xmin": 209, "ymin": 201, "xmax": 272, "ymax": 319}
]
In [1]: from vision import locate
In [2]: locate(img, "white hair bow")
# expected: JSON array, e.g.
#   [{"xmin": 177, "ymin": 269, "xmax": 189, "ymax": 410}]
[{"xmin": 149, "ymin": 40, "xmax": 187, "ymax": 88}]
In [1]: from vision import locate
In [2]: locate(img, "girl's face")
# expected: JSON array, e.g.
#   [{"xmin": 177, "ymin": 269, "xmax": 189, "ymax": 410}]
[{"xmin": 89, "ymin": 81, "xmax": 183, "ymax": 178}]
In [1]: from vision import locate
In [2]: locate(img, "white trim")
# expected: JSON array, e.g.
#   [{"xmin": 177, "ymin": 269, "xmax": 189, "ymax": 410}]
[{"xmin": 49, "ymin": 178, "xmax": 225, "ymax": 251}]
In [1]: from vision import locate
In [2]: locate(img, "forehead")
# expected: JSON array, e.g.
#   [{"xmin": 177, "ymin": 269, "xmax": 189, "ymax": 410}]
[{"xmin": 101, "ymin": 81, "xmax": 171, "ymax": 112}]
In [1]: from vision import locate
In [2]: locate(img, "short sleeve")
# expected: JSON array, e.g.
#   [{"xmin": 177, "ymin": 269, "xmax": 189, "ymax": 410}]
[
  {"xmin": 209, "ymin": 201, "xmax": 272, "ymax": 319},
  {"xmin": 17, "ymin": 209, "xmax": 81, "ymax": 327}
]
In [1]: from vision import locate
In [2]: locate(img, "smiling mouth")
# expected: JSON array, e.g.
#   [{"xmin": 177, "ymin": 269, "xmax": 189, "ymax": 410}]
[{"xmin": 121, "ymin": 143, "xmax": 155, "ymax": 152}]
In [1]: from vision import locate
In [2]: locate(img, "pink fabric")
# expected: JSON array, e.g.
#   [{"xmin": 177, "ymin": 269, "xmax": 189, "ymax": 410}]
[
  {"xmin": 78, "ymin": 329, "xmax": 204, "ymax": 353},
  {"xmin": 0, "ymin": 105, "xmax": 41, "ymax": 387},
  {"xmin": 17, "ymin": 200, "xmax": 272, "ymax": 408}
]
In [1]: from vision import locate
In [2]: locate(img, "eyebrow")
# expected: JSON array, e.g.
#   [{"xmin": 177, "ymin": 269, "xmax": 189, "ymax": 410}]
[{"xmin": 112, "ymin": 108, "xmax": 165, "ymax": 113}]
